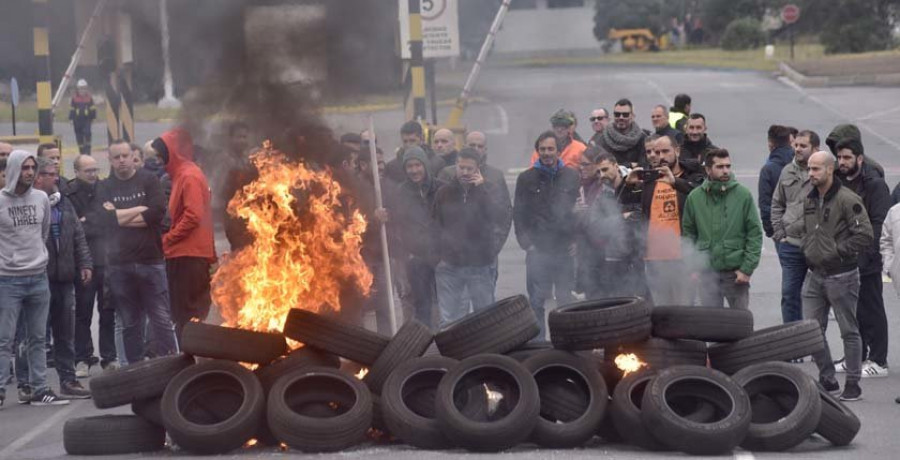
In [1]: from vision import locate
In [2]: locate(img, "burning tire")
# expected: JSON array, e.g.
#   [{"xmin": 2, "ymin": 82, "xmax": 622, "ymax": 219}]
[
  {"xmin": 548, "ymin": 297, "xmax": 651, "ymax": 350},
  {"xmin": 522, "ymin": 350, "xmax": 608, "ymax": 448},
  {"xmin": 283, "ymin": 308, "xmax": 390, "ymax": 365},
  {"xmin": 640, "ymin": 365, "xmax": 752, "ymax": 455},
  {"xmin": 434, "ymin": 354, "xmax": 540, "ymax": 452},
  {"xmin": 435, "ymin": 295, "xmax": 539, "ymax": 359},
  {"xmin": 131, "ymin": 396, "xmax": 163, "ymax": 427},
  {"xmin": 813, "ymin": 386, "xmax": 861, "ymax": 446},
  {"xmin": 651, "ymin": 306, "xmax": 753, "ymax": 342},
  {"xmin": 161, "ymin": 360, "xmax": 265, "ymax": 454},
  {"xmin": 91, "ymin": 354, "xmax": 195, "ymax": 409},
  {"xmin": 708, "ymin": 320, "xmax": 825, "ymax": 374},
  {"xmin": 267, "ymin": 367, "xmax": 373, "ymax": 452},
  {"xmin": 364, "ymin": 319, "xmax": 433, "ymax": 394},
  {"xmin": 63, "ymin": 415, "xmax": 166, "ymax": 456},
  {"xmin": 731, "ymin": 362, "xmax": 821, "ymax": 451},
  {"xmin": 610, "ymin": 369, "xmax": 666, "ymax": 450},
  {"xmin": 382, "ymin": 355, "xmax": 459, "ymax": 450},
  {"xmin": 607, "ymin": 337, "xmax": 707, "ymax": 370},
  {"xmin": 180, "ymin": 321, "xmax": 288, "ymax": 365},
  {"xmin": 255, "ymin": 346, "xmax": 341, "ymax": 391}
]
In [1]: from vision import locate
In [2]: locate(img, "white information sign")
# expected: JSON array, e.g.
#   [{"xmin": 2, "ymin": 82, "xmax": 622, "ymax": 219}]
[{"xmin": 399, "ymin": 0, "xmax": 460, "ymax": 59}]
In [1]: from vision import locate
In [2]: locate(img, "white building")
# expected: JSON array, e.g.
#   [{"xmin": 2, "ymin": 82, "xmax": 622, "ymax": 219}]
[{"xmin": 492, "ymin": 0, "xmax": 599, "ymax": 55}]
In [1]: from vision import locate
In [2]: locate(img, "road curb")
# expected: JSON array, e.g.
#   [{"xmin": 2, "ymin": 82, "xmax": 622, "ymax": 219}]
[{"xmin": 779, "ymin": 61, "xmax": 900, "ymax": 87}]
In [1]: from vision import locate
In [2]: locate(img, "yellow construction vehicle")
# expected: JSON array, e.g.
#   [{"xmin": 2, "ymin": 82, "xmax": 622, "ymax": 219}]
[{"xmin": 607, "ymin": 28, "xmax": 669, "ymax": 52}]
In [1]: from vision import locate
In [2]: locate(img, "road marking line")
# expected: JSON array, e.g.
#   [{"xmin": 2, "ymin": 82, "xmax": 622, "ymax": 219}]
[
  {"xmin": 734, "ymin": 452, "xmax": 756, "ymax": 460},
  {"xmin": 484, "ymin": 103, "xmax": 509, "ymax": 135},
  {"xmin": 857, "ymin": 105, "xmax": 900, "ymax": 121},
  {"xmin": 0, "ymin": 402, "xmax": 79, "ymax": 460},
  {"xmin": 777, "ymin": 76, "xmax": 900, "ymax": 154}
]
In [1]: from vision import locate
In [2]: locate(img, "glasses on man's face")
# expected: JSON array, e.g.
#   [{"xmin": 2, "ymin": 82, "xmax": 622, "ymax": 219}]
[
  {"xmin": 613, "ymin": 112, "xmax": 631, "ymax": 119},
  {"xmin": 589, "ymin": 116, "xmax": 608, "ymax": 122}
]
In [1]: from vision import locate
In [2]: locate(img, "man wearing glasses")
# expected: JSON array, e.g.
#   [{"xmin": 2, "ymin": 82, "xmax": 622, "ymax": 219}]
[
  {"xmin": 598, "ymin": 99, "xmax": 647, "ymax": 169},
  {"xmin": 67, "ymin": 155, "xmax": 118, "ymax": 376},
  {"xmin": 588, "ymin": 108, "xmax": 609, "ymax": 148}
]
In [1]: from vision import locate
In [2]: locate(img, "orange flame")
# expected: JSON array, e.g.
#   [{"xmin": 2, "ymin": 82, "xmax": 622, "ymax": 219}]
[
  {"xmin": 354, "ymin": 367, "xmax": 369, "ymax": 380},
  {"xmin": 615, "ymin": 353, "xmax": 647, "ymax": 376},
  {"xmin": 212, "ymin": 141, "xmax": 372, "ymax": 335},
  {"xmin": 243, "ymin": 438, "xmax": 258, "ymax": 448}
]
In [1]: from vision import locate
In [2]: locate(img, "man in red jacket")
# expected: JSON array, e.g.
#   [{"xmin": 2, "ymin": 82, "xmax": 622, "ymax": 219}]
[{"xmin": 148, "ymin": 129, "xmax": 216, "ymax": 339}]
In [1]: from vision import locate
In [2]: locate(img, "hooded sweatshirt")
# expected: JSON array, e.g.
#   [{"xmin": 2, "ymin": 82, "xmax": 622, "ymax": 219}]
[
  {"xmin": 387, "ymin": 146, "xmax": 443, "ymax": 264},
  {"xmin": 826, "ymin": 124, "xmax": 884, "ymax": 178},
  {"xmin": 0, "ymin": 150, "xmax": 51, "ymax": 276},
  {"xmin": 160, "ymin": 128, "xmax": 216, "ymax": 262}
]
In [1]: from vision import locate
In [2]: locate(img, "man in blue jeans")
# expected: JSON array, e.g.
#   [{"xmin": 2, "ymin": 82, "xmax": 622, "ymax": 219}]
[
  {"xmin": 92, "ymin": 140, "xmax": 177, "ymax": 364},
  {"xmin": 433, "ymin": 149, "xmax": 506, "ymax": 325},
  {"xmin": 0, "ymin": 150, "xmax": 69, "ymax": 406},
  {"xmin": 771, "ymin": 130, "xmax": 818, "ymax": 324}
]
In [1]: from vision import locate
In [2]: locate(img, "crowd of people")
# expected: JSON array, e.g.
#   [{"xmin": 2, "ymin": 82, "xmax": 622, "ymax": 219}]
[{"xmin": 0, "ymin": 90, "xmax": 898, "ymax": 408}]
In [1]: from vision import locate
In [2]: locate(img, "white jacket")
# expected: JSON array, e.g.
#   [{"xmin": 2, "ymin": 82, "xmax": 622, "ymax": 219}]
[{"xmin": 879, "ymin": 202, "xmax": 900, "ymax": 297}]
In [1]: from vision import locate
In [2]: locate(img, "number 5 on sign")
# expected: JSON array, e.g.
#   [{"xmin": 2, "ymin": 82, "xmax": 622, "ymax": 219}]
[{"xmin": 399, "ymin": 0, "xmax": 460, "ymax": 59}]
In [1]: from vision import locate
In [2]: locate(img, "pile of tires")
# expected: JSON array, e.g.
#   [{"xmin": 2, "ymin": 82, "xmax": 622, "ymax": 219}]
[{"xmin": 63, "ymin": 296, "xmax": 860, "ymax": 455}]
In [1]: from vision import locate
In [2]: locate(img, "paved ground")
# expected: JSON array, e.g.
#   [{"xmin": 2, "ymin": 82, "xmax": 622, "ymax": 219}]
[{"xmin": 3, "ymin": 63, "xmax": 900, "ymax": 459}]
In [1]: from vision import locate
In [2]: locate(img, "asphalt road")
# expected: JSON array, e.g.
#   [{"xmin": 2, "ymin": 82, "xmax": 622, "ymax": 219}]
[{"xmin": 3, "ymin": 63, "xmax": 900, "ymax": 459}]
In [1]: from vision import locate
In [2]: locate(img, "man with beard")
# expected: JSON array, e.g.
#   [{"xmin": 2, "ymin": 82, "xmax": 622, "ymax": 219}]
[
  {"xmin": 681, "ymin": 113, "xmax": 717, "ymax": 162},
  {"xmin": 385, "ymin": 121, "xmax": 436, "ymax": 184},
  {"xmin": 682, "ymin": 149, "xmax": 762, "ymax": 310},
  {"xmin": 599, "ymin": 99, "xmax": 646, "ymax": 168},
  {"xmin": 650, "ymin": 105, "xmax": 683, "ymax": 145},
  {"xmin": 835, "ymin": 139, "xmax": 891, "ymax": 379},
  {"xmin": 801, "ymin": 151, "xmax": 871, "ymax": 401},
  {"xmin": 771, "ymin": 130, "xmax": 818, "ymax": 325},
  {"xmin": 515, "ymin": 131, "xmax": 579, "ymax": 339},
  {"xmin": 626, "ymin": 133, "xmax": 705, "ymax": 305},
  {"xmin": 759, "ymin": 125, "xmax": 795, "ymax": 242},
  {"xmin": 529, "ymin": 110, "xmax": 587, "ymax": 169},
  {"xmin": 587, "ymin": 108, "xmax": 609, "ymax": 148}
]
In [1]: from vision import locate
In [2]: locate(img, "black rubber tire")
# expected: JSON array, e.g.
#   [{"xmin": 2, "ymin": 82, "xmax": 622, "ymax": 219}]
[
  {"xmin": 282, "ymin": 308, "xmax": 390, "ymax": 365},
  {"xmin": 610, "ymin": 369, "xmax": 666, "ymax": 450},
  {"xmin": 708, "ymin": 320, "xmax": 825, "ymax": 374},
  {"xmin": 63, "ymin": 415, "xmax": 166, "ymax": 455},
  {"xmin": 435, "ymin": 353, "xmax": 540, "ymax": 452},
  {"xmin": 597, "ymin": 405, "xmax": 623, "ymax": 443},
  {"xmin": 435, "ymin": 295, "xmax": 539, "ymax": 359},
  {"xmin": 505, "ymin": 340, "xmax": 553, "ymax": 362},
  {"xmin": 549, "ymin": 297, "xmax": 651, "ymax": 350},
  {"xmin": 651, "ymin": 306, "xmax": 754, "ymax": 342},
  {"xmin": 382, "ymin": 355, "xmax": 458, "ymax": 450},
  {"xmin": 641, "ymin": 365, "xmax": 752, "ymax": 455},
  {"xmin": 91, "ymin": 354, "xmax": 195, "ymax": 409},
  {"xmin": 731, "ymin": 361, "xmax": 822, "ymax": 451},
  {"xmin": 180, "ymin": 321, "xmax": 288, "ymax": 364},
  {"xmin": 267, "ymin": 367, "xmax": 373, "ymax": 452},
  {"xmin": 523, "ymin": 350, "xmax": 608, "ymax": 448},
  {"xmin": 161, "ymin": 359, "xmax": 265, "ymax": 454},
  {"xmin": 813, "ymin": 386, "xmax": 861, "ymax": 446},
  {"xmin": 255, "ymin": 346, "xmax": 341, "ymax": 391},
  {"xmin": 131, "ymin": 396, "xmax": 163, "ymax": 427},
  {"xmin": 606, "ymin": 337, "xmax": 707, "ymax": 370},
  {"xmin": 364, "ymin": 320, "xmax": 433, "ymax": 394}
]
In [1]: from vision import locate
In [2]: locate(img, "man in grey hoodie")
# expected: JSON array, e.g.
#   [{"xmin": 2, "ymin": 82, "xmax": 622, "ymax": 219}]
[{"xmin": 0, "ymin": 150, "xmax": 69, "ymax": 407}]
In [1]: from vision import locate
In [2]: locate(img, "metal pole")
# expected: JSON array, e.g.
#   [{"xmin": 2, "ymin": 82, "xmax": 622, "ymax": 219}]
[
  {"xmin": 11, "ymin": 102, "xmax": 16, "ymax": 136},
  {"xmin": 368, "ymin": 116, "xmax": 398, "ymax": 335},
  {"xmin": 404, "ymin": 0, "xmax": 426, "ymax": 122},
  {"xmin": 52, "ymin": 0, "xmax": 107, "ymax": 109},
  {"xmin": 157, "ymin": 0, "xmax": 180, "ymax": 108},
  {"xmin": 32, "ymin": 0, "xmax": 54, "ymax": 144},
  {"xmin": 446, "ymin": 0, "xmax": 511, "ymax": 130},
  {"xmin": 427, "ymin": 59, "xmax": 437, "ymax": 125}
]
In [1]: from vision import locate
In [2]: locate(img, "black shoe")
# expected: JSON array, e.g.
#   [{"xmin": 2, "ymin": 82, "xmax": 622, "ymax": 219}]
[
  {"xmin": 18, "ymin": 386, "xmax": 32, "ymax": 404},
  {"xmin": 0, "ymin": 390, "xmax": 5, "ymax": 408},
  {"xmin": 60, "ymin": 381, "xmax": 92, "ymax": 399},
  {"xmin": 840, "ymin": 382, "xmax": 862, "ymax": 402},
  {"xmin": 819, "ymin": 377, "xmax": 840, "ymax": 395},
  {"xmin": 30, "ymin": 389, "xmax": 70, "ymax": 406}
]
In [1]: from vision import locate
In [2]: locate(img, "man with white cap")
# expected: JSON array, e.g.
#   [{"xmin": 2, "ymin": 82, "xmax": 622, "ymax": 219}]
[{"xmin": 69, "ymin": 79, "xmax": 96, "ymax": 156}]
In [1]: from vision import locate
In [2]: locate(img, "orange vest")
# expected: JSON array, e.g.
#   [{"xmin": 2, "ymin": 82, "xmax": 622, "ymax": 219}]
[{"xmin": 530, "ymin": 139, "xmax": 586, "ymax": 169}]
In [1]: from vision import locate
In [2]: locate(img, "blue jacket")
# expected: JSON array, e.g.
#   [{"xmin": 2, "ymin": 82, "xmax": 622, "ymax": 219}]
[{"xmin": 758, "ymin": 145, "xmax": 794, "ymax": 237}]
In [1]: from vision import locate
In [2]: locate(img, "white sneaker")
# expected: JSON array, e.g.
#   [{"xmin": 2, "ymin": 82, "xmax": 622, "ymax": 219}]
[
  {"xmin": 75, "ymin": 362, "xmax": 90, "ymax": 379},
  {"xmin": 834, "ymin": 358, "xmax": 847, "ymax": 373},
  {"xmin": 862, "ymin": 360, "xmax": 889, "ymax": 378}
]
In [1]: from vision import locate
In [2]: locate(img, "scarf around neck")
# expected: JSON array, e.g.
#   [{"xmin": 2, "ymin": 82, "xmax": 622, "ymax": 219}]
[{"xmin": 602, "ymin": 121, "xmax": 644, "ymax": 152}]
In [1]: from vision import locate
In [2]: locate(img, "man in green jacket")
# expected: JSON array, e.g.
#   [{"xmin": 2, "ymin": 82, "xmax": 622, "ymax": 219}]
[{"xmin": 682, "ymin": 149, "xmax": 763, "ymax": 310}]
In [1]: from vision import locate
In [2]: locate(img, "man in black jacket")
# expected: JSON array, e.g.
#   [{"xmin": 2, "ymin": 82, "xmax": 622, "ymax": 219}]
[
  {"xmin": 384, "ymin": 146, "xmax": 443, "ymax": 328},
  {"xmin": 626, "ymin": 133, "xmax": 705, "ymax": 305},
  {"xmin": 385, "ymin": 121, "xmax": 436, "ymax": 184},
  {"xmin": 599, "ymin": 99, "xmax": 646, "ymax": 168},
  {"xmin": 434, "ymin": 149, "xmax": 505, "ymax": 325},
  {"xmin": 759, "ymin": 125, "xmax": 795, "ymax": 239},
  {"xmin": 514, "ymin": 131, "xmax": 580, "ymax": 339},
  {"xmin": 681, "ymin": 113, "xmax": 717, "ymax": 162},
  {"xmin": 650, "ymin": 105, "xmax": 684, "ymax": 145},
  {"xmin": 835, "ymin": 138, "xmax": 892, "ymax": 378},
  {"xmin": 66, "ymin": 155, "xmax": 117, "ymax": 376},
  {"xmin": 33, "ymin": 157, "xmax": 92, "ymax": 399}
]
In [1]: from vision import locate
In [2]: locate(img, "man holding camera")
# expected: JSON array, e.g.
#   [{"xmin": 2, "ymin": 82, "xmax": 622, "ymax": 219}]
[{"xmin": 626, "ymin": 133, "xmax": 705, "ymax": 305}]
